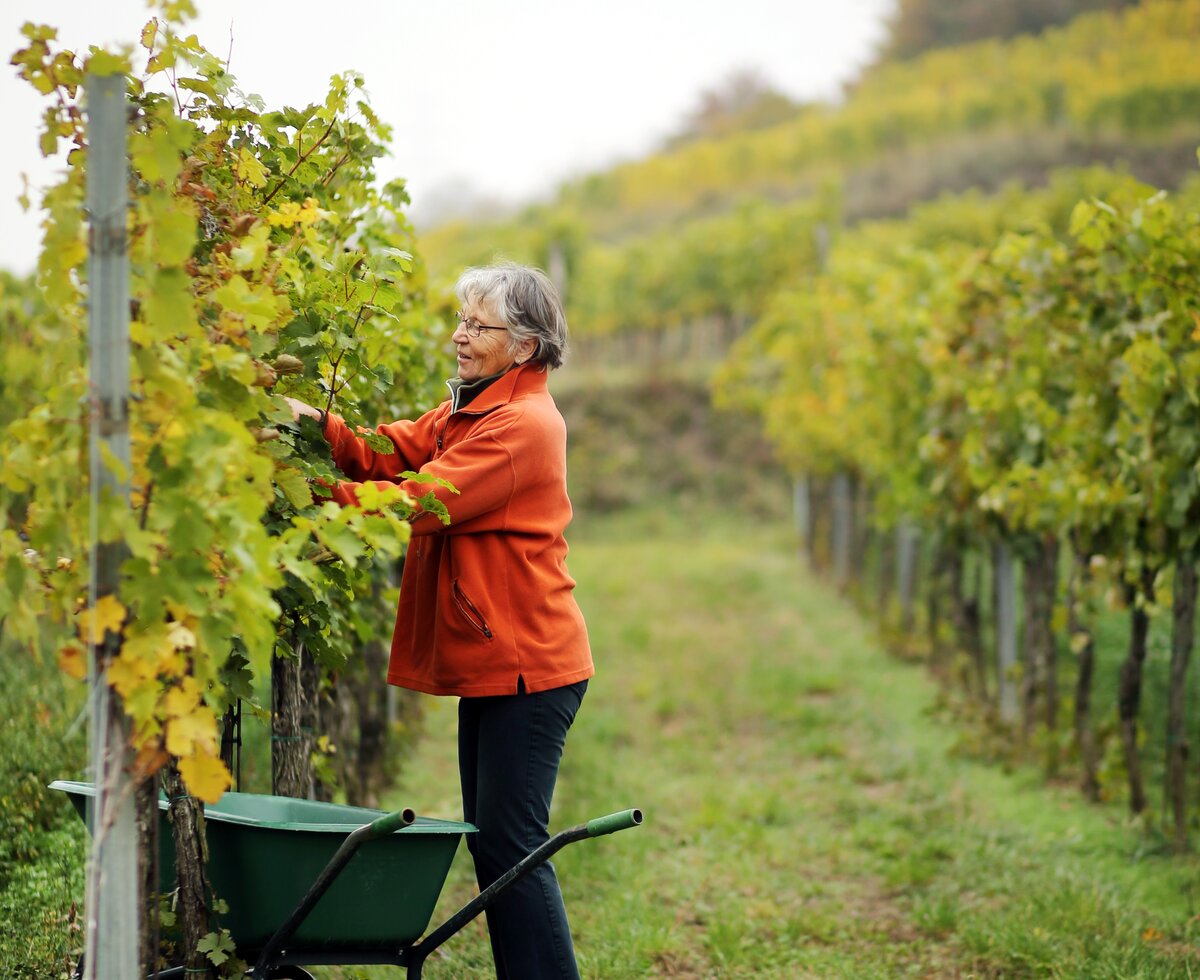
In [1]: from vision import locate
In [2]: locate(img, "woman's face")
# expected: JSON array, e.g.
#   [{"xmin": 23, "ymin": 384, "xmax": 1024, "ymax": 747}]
[{"xmin": 453, "ymin": 297, "xmax": 531, "ymax": 382}]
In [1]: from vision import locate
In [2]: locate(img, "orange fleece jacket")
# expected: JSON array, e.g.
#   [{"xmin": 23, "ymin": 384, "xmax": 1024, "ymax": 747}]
[{"xmin": 322, "ymin": 364, "xmax": 594, "ymax": 697}]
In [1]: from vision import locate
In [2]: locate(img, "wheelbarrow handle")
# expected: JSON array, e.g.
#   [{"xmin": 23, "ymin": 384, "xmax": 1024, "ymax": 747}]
[
  {"xmin": 587, "ymin": 807, "xmax": 643, "ymax": 838},
  {"xmin": 252, "ymin": 806, "xmax": 415, "ymax": 977},
  {"xmin": 368, "ymin": 806, "xmax": 417, "ymax": 837},
  {"xmin": 405, "ymin": 806, "xmax": 644, "ymax": 979}
]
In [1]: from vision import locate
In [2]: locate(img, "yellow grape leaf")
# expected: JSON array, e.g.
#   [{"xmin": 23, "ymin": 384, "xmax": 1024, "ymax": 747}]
[
  {"xmin": 149, "ymin": 198, "xmax": 196, "ymax": 267},
  {"xmin": 57, "ymin": 642, "xmax": 87, "ymax": 681},
  {"xmin": 162, "ymin": 676, "xmax": 201, "ymax": 718},
  {"xmin": 140, "ymin": 18, "xmax": 159, "ymax": 51},
  {"xmin": 79, "ymin": 594, "xmax": 126, "ymax": 644},
  {"xmin": 165, "ymin": 702, "xmax": 218, "ymax": 756},
  {"xmin": 84, "ymin": 49, "xmax": 132, "ymax": 77},
  {"xmin": 267, "ymin": 200, "xmax": 302, "ymax": 227},
  {"xmin": 156, "ymin": 649, "xmax": 187, "ymax": 678},
  {"xmin": 296, "ymin": 197, "xmax": 332, "ymax": 226},
  {"xmin": 178, "ymin": 749, "xmax": 231, "ymax": 804},
  {"xmin": 236, "ymin": 147, "xmax": 269, "ymax": 189},
  {"xmin": 106, "ymin": 651, "xmax": 157, "ymax": 700},
  {"xmin": 230, "ymin": 222, "xmax": 270, "ymax": 271},
  {"xmin": 143, "ymin": 267, "xmax": 197, "ymax": 337},
  {"xmin": 122, "ymin": 623, "xmax": 182, "ymax": 677}
]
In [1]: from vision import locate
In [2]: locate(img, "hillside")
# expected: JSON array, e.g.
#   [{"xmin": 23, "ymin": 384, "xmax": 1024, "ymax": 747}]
[
  {"xmin": 554, "ymin": 373, "xmax": 789, "ymax": 519},
  {"xmin": 420, "ymin": 0, "xmax": 1200, "ymax": 294}
]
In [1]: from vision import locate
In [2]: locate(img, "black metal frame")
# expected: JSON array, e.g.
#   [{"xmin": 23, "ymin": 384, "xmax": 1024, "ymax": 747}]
[
  {"xmin": 219, "ymin": 700, "xmax": 242, "ymax": 791},
  {"xmin": 249, "ymin": 808, "xmax": 643, "ymax": 980}
]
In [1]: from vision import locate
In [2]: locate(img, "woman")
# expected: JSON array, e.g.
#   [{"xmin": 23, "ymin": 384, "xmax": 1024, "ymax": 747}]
[{"xmin": 286, "ymin": 262, "xmax": 593, "ymax": 979}]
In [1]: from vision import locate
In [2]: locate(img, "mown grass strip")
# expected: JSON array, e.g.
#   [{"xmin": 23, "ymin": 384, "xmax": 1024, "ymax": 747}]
[{"xmin": 375, "ymin": 510, "xmax": 1200, "ymax": 979}]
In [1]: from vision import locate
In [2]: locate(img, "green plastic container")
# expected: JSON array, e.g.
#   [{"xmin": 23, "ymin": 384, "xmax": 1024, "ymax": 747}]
[{"xmin": 51, "ymin": 780, "xmax": 475, "ymax": 952}]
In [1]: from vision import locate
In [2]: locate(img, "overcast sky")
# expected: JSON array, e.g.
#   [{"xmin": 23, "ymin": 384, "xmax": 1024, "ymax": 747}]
[{"xmin": 1, "ymin": 0, "xmax": 890, "ymax": 275}]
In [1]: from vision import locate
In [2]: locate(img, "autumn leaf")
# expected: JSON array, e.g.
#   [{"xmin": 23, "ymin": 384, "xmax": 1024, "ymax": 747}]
[
  {"xmin": 266, "ymin": 200, "xmax": 302, "ymax": 227},
  {"xmin": 235, "ymin": 146, "xmax": 269, "ymax": 189},
  {"xmin": 78, "ymin": 594, "xmax": 126, "ymax": 644},
  {"xmin": 162, "ymin": 676, "xmax": 201, "ymax": 718},
  {"xmin": 139, "ymin": 18, "xmax": 159, "ymax": 51},
  {"xmin": 165, "ymin": 700, "xmax": 218, "ymax": 756},
  {"xmin": 57, "ymin": 642, "xmax": 87, "ymax": 681},
  {"xmin": 178, "ymin": 749, "xmax": 231, "ymax": 804},
  {"xmin": 131, "ymin": 741, "xmax": 170, "ymax": 780},
  {"xmin": 106, "ymin": 651, "xmax": 157, "ymax": 700},
  {"xmin": 295, "ymin": 197, "xmax": 331, "ymax": 226}
]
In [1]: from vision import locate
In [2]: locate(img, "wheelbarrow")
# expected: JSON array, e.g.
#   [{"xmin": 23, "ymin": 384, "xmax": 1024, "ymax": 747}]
[{"xmin": 50, "ymin": 780, "xmax": 642, "ymax": 979}]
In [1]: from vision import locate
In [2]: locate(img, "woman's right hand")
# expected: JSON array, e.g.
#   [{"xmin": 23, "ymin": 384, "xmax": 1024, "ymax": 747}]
[{"xmin": 284, "ymin": 396, "xmax": 323, "ymax": 421}]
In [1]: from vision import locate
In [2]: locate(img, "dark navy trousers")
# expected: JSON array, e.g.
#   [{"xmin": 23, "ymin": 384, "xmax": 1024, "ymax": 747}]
[{"xmin": 458, "ymin": 678, "xmax": 587, "ymax": 979}]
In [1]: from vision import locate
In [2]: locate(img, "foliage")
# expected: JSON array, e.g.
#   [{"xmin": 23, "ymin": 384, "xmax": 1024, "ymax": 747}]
[
  {"xmin": 874, "ymin": 0, "xmax": 1139, "ymax": 64},
  {"xmin": 660, "ymin": 69, "xmax": 804, "ymax": 150},
  {"xmin": 1, "ymin": 5, "xmax": 449, "ymax": 813},
  {"xmin": 0, "ymin": 636, "xmax": 87, "ymax": 978},
  {"xmin": 717, "ymin": 164, "xmax": 1200, "ymax": 565},
  {"xmin": 555, "ymin": 373, "xmax": 788, "ymax": 517},
  {"xmin": 387, "ymin": 511, "xmax": 1200, "ymax": 978},
  {"xmin": 423, "ymin": 0, "xmax": 1200, "ymax": 292}
]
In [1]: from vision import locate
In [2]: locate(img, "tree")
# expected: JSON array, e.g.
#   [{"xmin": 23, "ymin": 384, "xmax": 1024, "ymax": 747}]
[
  {"xmin": 4, "ymin": 4, "xmax": 450, "ymax": 973},
  {"xmin": 662, "ymin": 69, "xmax": 803, "ymax": 149},
  {"xmin": 874, "ymin": 0, "xmax": 1139, "ymax": 65}
]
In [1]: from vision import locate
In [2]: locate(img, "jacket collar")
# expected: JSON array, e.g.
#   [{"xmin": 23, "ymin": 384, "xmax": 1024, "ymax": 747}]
[{"xmin": 444, "ymin": 362, "xmax": 548, "ymax": 415}]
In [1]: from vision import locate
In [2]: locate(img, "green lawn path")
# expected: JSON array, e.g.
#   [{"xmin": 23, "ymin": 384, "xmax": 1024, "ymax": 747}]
[{"xmin": 365, "ymin": 511, "xmax": 1200, "ymax": 979}]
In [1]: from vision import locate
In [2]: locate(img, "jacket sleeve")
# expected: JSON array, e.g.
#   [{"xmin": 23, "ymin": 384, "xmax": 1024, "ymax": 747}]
[
  {"xmin": 323, "ymin": 404, "xmax": 545, "ymax": 536},
  {"xmin": 402, "ymin": 409, "xmax": 528, "ymax": 536},
  {"xmin": 323, "ymin": 408, "xmax": 439, "ymax": 482}
]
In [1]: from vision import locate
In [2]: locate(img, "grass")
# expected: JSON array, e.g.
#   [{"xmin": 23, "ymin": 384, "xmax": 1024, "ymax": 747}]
[
  {"xmin": 0, "ymin": 639, "xmax": 87, "ymax": 979},
  {"xmin": 353, "ymin": 507, "xmax": 1200, "ymax": 978},
  {"xmin": 7, "ymin": 505, "xmax": 1200, "ymax": 977}
]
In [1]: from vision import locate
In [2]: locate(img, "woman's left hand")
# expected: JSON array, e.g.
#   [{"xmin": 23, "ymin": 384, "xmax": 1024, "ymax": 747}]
[{"xmin": 284, "ymin": 396, "xmax": 323, "ymax": 421}]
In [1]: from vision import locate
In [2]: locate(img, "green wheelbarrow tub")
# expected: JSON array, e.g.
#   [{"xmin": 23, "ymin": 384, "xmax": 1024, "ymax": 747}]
[{"xmin": 50, "ymin": 780, "xmax": 475, "ymax": 952}]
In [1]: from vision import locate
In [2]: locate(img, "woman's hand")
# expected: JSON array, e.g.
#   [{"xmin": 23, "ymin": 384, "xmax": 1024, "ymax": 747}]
[{"xmin": 284, "ymin": 396, "xmax": 323, "ymax": 422}]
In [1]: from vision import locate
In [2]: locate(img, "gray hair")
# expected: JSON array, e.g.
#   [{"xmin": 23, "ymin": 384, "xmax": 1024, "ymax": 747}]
[{"xmin": 454, "ymin": 263, "xmax": 569, "ymax": 370}]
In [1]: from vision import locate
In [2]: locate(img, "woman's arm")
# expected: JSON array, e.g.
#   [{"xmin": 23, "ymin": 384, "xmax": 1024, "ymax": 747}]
[{"xmin": 283, "ymin": 395, "xmax": 437, "ymax": 482}]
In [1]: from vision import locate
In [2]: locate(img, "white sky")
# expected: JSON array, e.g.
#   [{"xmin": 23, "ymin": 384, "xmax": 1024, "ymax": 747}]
[{"xmin": 1, "ymin": 0, "xmax": 890, "ymax": 275}]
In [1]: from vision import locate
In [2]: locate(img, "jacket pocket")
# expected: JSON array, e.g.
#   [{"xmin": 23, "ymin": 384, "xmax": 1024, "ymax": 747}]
[{"xmin": 451, "ymin": 580, "xmax": 493, "ymax": 639}]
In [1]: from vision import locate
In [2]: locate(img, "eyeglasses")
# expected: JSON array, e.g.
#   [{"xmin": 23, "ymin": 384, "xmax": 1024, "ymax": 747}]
[{"xmin": 455, "ymin": 310, "xmax": 509, "ymax": 339}]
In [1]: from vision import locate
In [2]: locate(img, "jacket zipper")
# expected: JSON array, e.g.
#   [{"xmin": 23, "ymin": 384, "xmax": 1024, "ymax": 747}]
[{"xmin": 452, "ymin": 580, "xmax": 493, "ymax": 639}]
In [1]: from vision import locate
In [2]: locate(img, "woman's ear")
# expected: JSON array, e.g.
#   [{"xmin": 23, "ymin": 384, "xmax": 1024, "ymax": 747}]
[{"xmin": 515, "ymin": 336, "xmax": 537, "ymax": 365}]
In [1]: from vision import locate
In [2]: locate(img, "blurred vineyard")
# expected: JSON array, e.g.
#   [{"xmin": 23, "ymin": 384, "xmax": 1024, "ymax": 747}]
[
  {"xmin": 422, "ymin": 1, "xmax": 1200, "ymax": 355},
  {"xmin": 416, "ymin": 0, "xmax": 1200, "ymax": 845},
  {"xmin": 5, "ymin": 0, "xmax": 1200, "ymax": 974}
]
